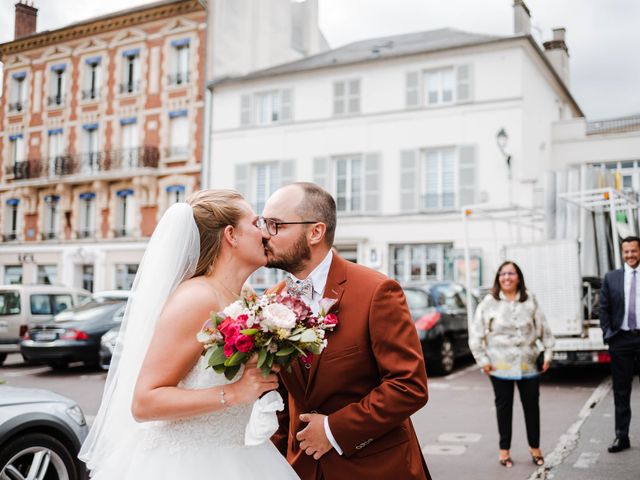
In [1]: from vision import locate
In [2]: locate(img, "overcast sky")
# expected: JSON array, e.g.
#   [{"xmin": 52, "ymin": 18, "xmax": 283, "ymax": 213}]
[{"xmin": 1, "ymin": 0, "xmax": 638, "ymax": 120}]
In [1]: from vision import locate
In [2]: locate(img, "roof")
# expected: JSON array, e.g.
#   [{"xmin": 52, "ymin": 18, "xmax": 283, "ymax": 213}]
[
  {"xmin": 212, "ymin": 28, "xmax": 503, "ymax": 84},
  {"xmin": 586, "ymin": 114, "xmax": 640, "ymax": 135}
]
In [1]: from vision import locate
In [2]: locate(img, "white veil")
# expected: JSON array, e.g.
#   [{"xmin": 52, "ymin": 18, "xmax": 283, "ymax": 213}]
[{"xmin": 79, "ymin": 202, "xmax": 200, "ymax": 473}]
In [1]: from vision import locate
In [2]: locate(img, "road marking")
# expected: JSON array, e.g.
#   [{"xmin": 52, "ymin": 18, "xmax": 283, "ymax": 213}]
[
  {"xmin": 3, "ymin": 367, "xmax": 50, "ymax": 377},
  {"xmin": 526, "ymin": 376, "xmax": 612, "ymax": 480},
  {"xmin": 572, "ymin": 452, "xmax": 599, "ymax": 469},
  {"xmin": 437, "ymin": 433, "xmax": 482, "ymax": 443},
  {"xmin": 422, "ymin": 445, "xmax": 466, "ymax": 455}
]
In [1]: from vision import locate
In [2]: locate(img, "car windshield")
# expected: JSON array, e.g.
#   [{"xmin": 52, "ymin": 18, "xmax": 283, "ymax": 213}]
[
  {"xmin": 0, "ymin": 291, "xmax": 21, "ymax": 315},
  {"xmin": 54, "ymin": 302, "xmax": 124, "ymax": 322}
]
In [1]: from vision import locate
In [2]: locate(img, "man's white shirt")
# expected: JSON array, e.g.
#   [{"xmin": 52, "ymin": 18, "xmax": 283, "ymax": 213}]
[{"xmin": 623, "ymin": 262, "xmax": 640, "ymax": 330}]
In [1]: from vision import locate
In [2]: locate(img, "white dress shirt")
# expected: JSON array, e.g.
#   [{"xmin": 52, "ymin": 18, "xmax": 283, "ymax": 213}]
[
  {"xmin": 287, "ymin": 250, "xmax": 343, "ymax": 455},
  {"xmin": 622, "ymin": 263, "xmax": 640, "ymax": 331}
]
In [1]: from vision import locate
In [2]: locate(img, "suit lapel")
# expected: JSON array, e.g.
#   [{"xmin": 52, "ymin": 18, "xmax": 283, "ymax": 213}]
[{"xmin": 305, "ymin": 255, "xmax": 347, "ymax": 398}]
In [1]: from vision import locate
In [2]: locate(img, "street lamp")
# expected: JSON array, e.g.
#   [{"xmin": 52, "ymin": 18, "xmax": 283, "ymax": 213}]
[{"xmin": 496, "ymin": 128, "xmax": 514, "ymax": 204}]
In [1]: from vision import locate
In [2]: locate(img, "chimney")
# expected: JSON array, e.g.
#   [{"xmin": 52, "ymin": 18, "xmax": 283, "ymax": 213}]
[
  {"xmin": 14, "ymin": 1, "xmax": 38, "ymax": 40},
  {"xmin": 543, "ymin": 28, "xmax": 570, "ymax": 85},
  {"xmin": 513, "ymin": 0, "xmax": 531, "ymax": 35}
]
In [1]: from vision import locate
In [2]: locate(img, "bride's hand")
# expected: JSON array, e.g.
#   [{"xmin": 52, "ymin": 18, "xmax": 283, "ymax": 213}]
[{"xmin": 225, "ymin": 361, "xmax": 279, "ymax": 405}]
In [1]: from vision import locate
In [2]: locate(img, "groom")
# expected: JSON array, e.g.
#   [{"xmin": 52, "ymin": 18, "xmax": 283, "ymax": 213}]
[{"xmin": 262, "ymin": 182, "xmax": 431, "ymax": 480}]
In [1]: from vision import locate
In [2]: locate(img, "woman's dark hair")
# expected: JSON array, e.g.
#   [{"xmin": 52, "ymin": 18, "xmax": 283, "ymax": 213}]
[{"xmin": 491, "ymin": 261, "xmax": 528, "ymax": 302}]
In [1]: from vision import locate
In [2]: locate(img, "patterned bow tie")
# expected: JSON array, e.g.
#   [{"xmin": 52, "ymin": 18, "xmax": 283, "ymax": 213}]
[{"xmin": 285, "ymin": 276, "xmax": 313, "ymax": 298}]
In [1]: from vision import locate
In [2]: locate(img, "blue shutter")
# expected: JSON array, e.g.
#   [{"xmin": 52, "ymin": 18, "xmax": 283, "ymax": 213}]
[
  {"xmin": 12, "ymin": 71, "xmax": 26, "ymax": 80},
  {"xmin": 169, "ymin": 109, "xmax": 188, "ymax": 118},
  {"xmin": 165, "ymin": 185, "xmax": 186, "ymax": 193},
  {"xmin": 116, "ymin": 189, "xmax": 134, "ymax": 197},
  {"xmin": 120, "ymin": 117, "xmax": 137, "ymax": 126},
  {"xmin": 79, "ymin": 192, "xmax": 96, "ymax": 200},
  {"xmin": 50, "ymin": 64, "xmax": 66, "ymax": 72},
  {"xmin": 6, "ymin": 198, "xmax": 20, "ymax": 206},
  {"xmin": 170, "ymin": 38, "xmax": 190, "ymax": 47}
]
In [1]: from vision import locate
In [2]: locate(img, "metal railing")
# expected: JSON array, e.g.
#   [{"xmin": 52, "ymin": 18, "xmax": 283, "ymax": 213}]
[
  {"xmin": 8, "ymin": 101, "xmax": 24, "ymax": 112},
  {"xmin": 112, "ymin": 228, "xmax": 133, "ymax": 238},
  {"xmin": 76, "ymin": 230, "xmax": 95, "ymax": 239},
  {"xmin": 118, "ymin": 81, "xmax": 140, "ymax": 94},
  {"xmin": 81, "ymin": 89, "xmax": 100, "ymax": 101},
  {"xmin": 2, "ymin": 233, "xmax": 18, "ymax": 242},
  {"xmin": 4, "ymin": 147, "xmax": 159, "ymax": 181},
  {"xmin": 167, "ymin": 72, "xmax": 190, "ymax": 86},
  {"xmin": 164, "ymin": 146, "xmax": 189, "ymax": 158},
  {"xmin": 41, "ymin": 231, "xmax": 59, "ymax": 240},
  {"xmin": 47, "ymin": 95, "xmax": 65, "ymax": 106}
]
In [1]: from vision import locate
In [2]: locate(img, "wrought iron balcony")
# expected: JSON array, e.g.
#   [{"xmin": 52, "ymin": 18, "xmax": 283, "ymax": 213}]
[
  {"xmin": 81, "ymin": 88, "xmax": 100, "ymax": 101},
  {"xmin": 167, "ymin": 72, "xmax": 190, "ymax": 86},
  {"xmin": 4, "ymin": 147, "xmax": 159, "ymax": 181},
  {"xmin": 164, "ymin": 146, "xmax": 189, "ymax": 159},
  {"xmin": 8, "ymin": 101, "xmax": 24, "ymax": 112},
  {"xmin": 76, "ymin": 229, "xmax": 95, "ymax": 239},
  {"xmin": 41, "ymin": 231, "xmax": 59, "ymax": 240},
  {"xmin": 112, "ymin": 228, "xmax": 133, "ymax": 238},
  {"xmin": 2, "ymin": 233, "xmax": 18, "ymax": 242},
  {"xmin": 47, "ymin": 95, "xmax": 65, "ymax": 106},
  {"xmin": 118, "ymin": 81, "xmax": 140, "ymax": 94}
]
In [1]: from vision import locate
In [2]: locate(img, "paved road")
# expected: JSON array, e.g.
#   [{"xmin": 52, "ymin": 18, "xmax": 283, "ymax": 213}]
[{"xmin": 2, "ymin": 354, "xmax": 628, "ymax": 479}]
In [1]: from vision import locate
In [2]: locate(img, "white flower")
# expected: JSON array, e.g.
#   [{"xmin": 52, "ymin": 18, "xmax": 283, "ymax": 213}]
[
  {"xmin": 261, "ymin": 303, "xmax": 297, "ymax": 330},
  {"xmin": 223, "ymin": 300, "xmax": 246, "ymax": 319}
]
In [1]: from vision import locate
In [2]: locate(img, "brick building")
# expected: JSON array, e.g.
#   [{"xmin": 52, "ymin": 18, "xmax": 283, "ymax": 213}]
[{"xmin": 0, "ymin": 0, "xmax": 206, "ymax": 291}]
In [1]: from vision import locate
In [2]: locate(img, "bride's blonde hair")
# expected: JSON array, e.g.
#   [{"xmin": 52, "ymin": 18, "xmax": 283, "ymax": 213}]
[{"xmin": 186, "ymin": 189, "xmax": 245, "ymax": 277}]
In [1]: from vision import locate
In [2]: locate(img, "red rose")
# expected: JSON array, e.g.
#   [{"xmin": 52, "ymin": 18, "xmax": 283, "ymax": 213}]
[
  {"xmin": 324, "ymin": 313, "xmax": 339, "ymax": 328},
  {"xmin": 223, "ymin": 343, "xmax": 235, "ymax": 357},
  {"xmin": 236, "ymin": 314, "xmax": 249, "ymax": 327},
  {"xmin": 235, "ymin": 334, "xmax": 254, "ymax": 353}
]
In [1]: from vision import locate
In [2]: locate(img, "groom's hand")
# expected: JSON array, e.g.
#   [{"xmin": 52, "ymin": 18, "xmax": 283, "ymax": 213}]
[{"xmin": 297, "ymin": 413, "xmax": 332, "ymax": 460}]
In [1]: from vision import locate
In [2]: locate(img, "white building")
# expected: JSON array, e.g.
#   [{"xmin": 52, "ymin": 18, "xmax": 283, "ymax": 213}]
[{"xmin": 207, "ymin": 2, "xmax": 585, "ymax": 287}]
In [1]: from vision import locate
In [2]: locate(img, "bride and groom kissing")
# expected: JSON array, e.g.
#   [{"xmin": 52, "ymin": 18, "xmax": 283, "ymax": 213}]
[{"xmin": 79, "ymin": 182, "xmax": 432, "ymax": 480}]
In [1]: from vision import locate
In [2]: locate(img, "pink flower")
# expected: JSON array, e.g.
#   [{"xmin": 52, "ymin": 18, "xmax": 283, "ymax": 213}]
[
  {"xmin": 300, "ymin": 352, "xmax": 314, "ymax": 364},
  {"xmin": 235, "ymin": 334, "xmax": 254, "ymax": 353},
  {"xmin": 323, "ymin": 313, "xmax": 339, "ymax": 328},
  {"xmin": 220, "ymin": 319, "xmax": 242, "ymax": 345},
  {"xmin": 236, "ymin": 314, "xmax": 249, "ymax": 327},
  {"xmin": 223, "ymin": 343, "xmax": 235, "ymax": 357}
]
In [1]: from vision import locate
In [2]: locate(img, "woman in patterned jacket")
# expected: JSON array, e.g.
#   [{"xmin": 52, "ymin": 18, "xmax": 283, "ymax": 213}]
[{"xmin": 469, "ymin": 261, "xmax": 555, "ymax": 469}]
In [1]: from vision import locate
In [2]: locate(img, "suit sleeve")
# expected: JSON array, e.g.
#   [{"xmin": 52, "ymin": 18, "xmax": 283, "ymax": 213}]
[
  {"xmin": 327, "ymin": 279, "xmax": 429, "ymax": 457},
  {"xmin": 270, "ymin": 380, "xmax": 290, "ymax": 456},
  {"xmin": 599, "ymin": 273, "xmax": 611, "ymax": 341}
]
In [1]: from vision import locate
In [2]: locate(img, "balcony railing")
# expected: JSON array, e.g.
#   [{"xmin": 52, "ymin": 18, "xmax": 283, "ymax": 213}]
[
  {"xmin": 8, "ymin": 101, "xmax": 24, "ymax": 112},
  {"xmin": 4, "ymin": 147, "xmax": 159, "ymax": 181},
  {"xmin": 2, "ymin": 233, "xmax": 18, "ymax": 242},
  {"xmin": 164, "ymin": 146, "xmax": 189, "ymax": 159},
  {"xmin": 41, "ymin": 231, "xmax": 59, "ymax": 241},
  {"xmin": 76, "ymin": 229, "xmax": 96, "ymax": 239},
  {"xmin": 113, "ymin": 228, "xmax": 133, "ymax": 238},
  {"xmin": 81, "ymin": 88, "xmax": 100, "ymax": 101},
  {"xmin": 47, "ymin": 95, "xmax": 65, "ymax": 107},
  {"xmin": 167, "ymin": 72, "xmax": 190, "ymax": 86},
  {"xmin": 118, "ymin": 81, "xmax": 140, "ymax": 94}
]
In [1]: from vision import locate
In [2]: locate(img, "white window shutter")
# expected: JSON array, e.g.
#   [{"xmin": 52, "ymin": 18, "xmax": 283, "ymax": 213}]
[
  {"xmin": 400, "ymin": 150, "xmax": 418, "ymax": 211},
  {"xmin": 313, "ymin": 157, "xmax": 329, "ymax": 190},
  {"xmin": 405, "ymin": 71, "xmax": 420, "ymax": 108},
  {"xmin": 458, "ymin": 145, "xmax": 477, "ymax": 207},
  {"xmin": 280, "ymin": 89, "xmax": 293, "ymax": 122},
  {"xmin": 456, "ymin": 64, "xmax": 473, "ymax": 103},
  {"xmin": 364, "ymin": 153, "xmax": 381, "ymax": 213},
  {"xmin": 240, "ymin": 95, "xmax": 252, "ymax": 126},
  {"xmin": 235, "ymin": 164, "xmax": 249, "ymax": 198},
  {"xmin": 279, "ymin": 160, "xmax": 296, "ymax": 186}
]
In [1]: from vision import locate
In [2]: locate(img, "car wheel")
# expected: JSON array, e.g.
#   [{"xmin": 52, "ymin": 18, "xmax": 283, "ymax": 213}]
[
  {"xmin": 0, "ymin": 432, "xmax": 78, "ymax": 480},
  {"xmin": 48, "ymin": 360, "xmax": 69, "ymax": 371},
  {"xmin": 433, "ymin": 336, "xmax": 455, "ymax": 375},
  {"xmin": 0, "ymin": 353, "xmax": 6, "ymax": 366}
]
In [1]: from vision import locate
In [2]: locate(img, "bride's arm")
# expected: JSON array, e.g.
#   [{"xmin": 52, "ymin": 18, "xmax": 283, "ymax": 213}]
[{"xmin": 131, "ymin": 283, "xmax": 278, "ymax": 422}]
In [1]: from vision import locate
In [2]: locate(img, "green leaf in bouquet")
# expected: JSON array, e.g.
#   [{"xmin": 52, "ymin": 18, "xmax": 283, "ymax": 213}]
[
  {"xmin": 290, "ymin": 327, "xmax": 305, "ymax": 336},
  {"xmin": 299, "ymin": 330, "xmax": 318, "ymax": 343},
  {"xmin": 260, "ymin": 364, "xmax": 272, "ymax": 377},
  {"xmin": 240, "ymin": 328, "xmax": 259, "ymax": 336},
  {"xmin": 210, "ymin": 312, "xmax": 225, "ymax": 327},
  {"xmin": 276, "ymin": 345, "xmax": 296, "ymax": 357},
  {"xmin": 307, "ymin": 343, "xmax": 322, "ymax": 355},
  {"xmin": 224, "ymin": 364, "xmax": 241, "ymax": 381},
  {"xmin": 257, "ymin": 348, "xmax": 268, "ymax": 368},
  {"xmin": 266, "ymin": 352, "xmax": 274, "ymax": 369},
  {"xmin": 212, "ymin": 364, "xmax": 226, "ymax": 374},
  {"xmin": 292, "ymin": 344, "xmax": 307, "ymax": 356},
  {"xmin": 208, "ymin": 345, "xmax": 228, "ymax": 367},
  {"xmin": 287, "ymin": 333, "xmax": 302, "ymax": 342},
  {"xmin": 225, "ymin": 351, "xmax": 248, "ymax": 367}
]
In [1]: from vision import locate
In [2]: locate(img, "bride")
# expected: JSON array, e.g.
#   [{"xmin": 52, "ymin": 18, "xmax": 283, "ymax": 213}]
[{"xmin": 79, "ymin": 190, "xmax": 299, "ymax": 479}]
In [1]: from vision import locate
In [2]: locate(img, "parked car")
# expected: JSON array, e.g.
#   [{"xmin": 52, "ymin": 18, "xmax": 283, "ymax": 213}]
[
  {"xmin": 99, "ymin": 323, "xmax": 121, "ymax": 371},
  {"xmin": 0, "ymin": 285, "xmax": 91, "ymax": 366},
  {"xmin": 403, "ymin": 282, "xmax": 476, "ymax": 375},
  {"xmin": 90, "ymin": 290, "xmax": 131, "ymax": 303},
  {"xmin": 0, "ymin": 384, "xmax": 88, "ymax": 479},
  {"xmin": 21, "ymin": 300, "xmax": 126, "ymax": 370}
]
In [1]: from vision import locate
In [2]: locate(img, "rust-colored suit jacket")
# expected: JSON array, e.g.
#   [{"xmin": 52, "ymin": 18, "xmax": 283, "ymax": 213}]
[{"xmin": 270, "ymin": 254, "xmax": 431, "ymax": 480}]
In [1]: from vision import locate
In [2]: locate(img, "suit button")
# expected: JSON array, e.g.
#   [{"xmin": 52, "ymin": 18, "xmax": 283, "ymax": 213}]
[{"xmin": 304, "ymin": 363, "xmax": 311, "ymax": 369}]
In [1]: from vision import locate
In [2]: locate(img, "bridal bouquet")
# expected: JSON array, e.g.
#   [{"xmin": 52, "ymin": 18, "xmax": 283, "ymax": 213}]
[{"xmin": 197, "ymin": 287, "xmax": 339, "ymax": 380}]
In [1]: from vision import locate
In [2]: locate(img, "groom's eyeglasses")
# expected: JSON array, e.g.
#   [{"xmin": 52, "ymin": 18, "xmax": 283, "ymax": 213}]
[{"xmin": 256, "ymin": 217, "xmax": 318, "ymax": 236}]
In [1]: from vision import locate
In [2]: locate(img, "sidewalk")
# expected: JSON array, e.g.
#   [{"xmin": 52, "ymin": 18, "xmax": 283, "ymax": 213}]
[{"xmin": 537, "ymin": 375, "xmax": 640, "ymax": 480}]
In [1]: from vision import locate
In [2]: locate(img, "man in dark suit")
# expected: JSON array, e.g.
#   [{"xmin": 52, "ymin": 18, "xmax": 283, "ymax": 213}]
[{"xmin": 600, "ymin": 236, "xmax": 640, "ymax": 453}]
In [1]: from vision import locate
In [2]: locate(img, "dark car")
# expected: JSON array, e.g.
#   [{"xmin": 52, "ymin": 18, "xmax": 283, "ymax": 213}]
[
  {"xmin": 21, "ymin": 301, "xmax": 125, "ymax": 370},
  {"xmin": 0, "ymin": 385, "xmax": 88, "ymax": 479},
  {"xmin": 99, "ymin": 325, "xmax": 120, "ymax": 371},
  {"xmin": 403, "ymin": 282, "xmax": 476, "ymax": 375}
]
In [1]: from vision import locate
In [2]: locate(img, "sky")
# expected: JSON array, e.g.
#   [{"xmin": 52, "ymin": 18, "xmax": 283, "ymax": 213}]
[{"xmin": 1, "ymin": 0, "xmax": 638, "ymax": 120}]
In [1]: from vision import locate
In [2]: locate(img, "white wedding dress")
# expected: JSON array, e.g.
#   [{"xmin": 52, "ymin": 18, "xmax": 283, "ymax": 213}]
[{"xmin": 89, "ymin": 357, "xmax": 299, "ymax": 479}]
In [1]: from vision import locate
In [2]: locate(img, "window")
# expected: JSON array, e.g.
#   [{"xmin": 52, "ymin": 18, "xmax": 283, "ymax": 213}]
[
  {"xmin": 424, "ymin": 68, "xmax": 454, "ymax": 105},
  {"xmin": 0, "ymin": 291, "xmax": 21, "ymax": 315},
  {"xmin": 37, "ymin": 265, "xmax": 58, "ymax": 285},
  {"xmin": 423, "ymin": 148, "xmax": 456, "ymax": 209},
  {"xmin": 235, "ymin": 161, "xmax": 296, "ymax": 213},
  {"xmin": 82, "ymin": 124, "xmax": 99, "ymax": 172},
  {"xmin": 120, "ymin": 119, "xmax": 138, "ymax": 167},
  {"xmin": 333, "ymin": 79, "xmax": 360, "ymax": 116},
  {"xmin": 78, "ymin": 192, "xmax": 96, "ymax": 238},
  {"xmin": 241, "ymin": 89, "xmax": 293, "ymax": 126},
  {"xmin": 30, "ymin": 294, "xmax": 71, "ymax": 315},
  {"xmin": 168, "ymin": 111, "xmax": 189, "ymax": 158},
  {"xmin": 9, "ymin": 134, "xmax": 25, "ymax": 166},
  {"xmin": 9, "ymin": 72, "xmax": 27, "ymax": 112},
  {"xmin": 254, "ymin": 163, "xmax": 281, "ymax": 213},
  {"xmin": 48, "ymin": 129, "xmax": 65, "ymax": 176},
  {"xmin": 82, "ymin": 57, "xmax": 102, "ymax": 100},
  {"xmin": 390, "ymin": 244, "xmax": 451, "ymax": 283},
  {"xmin": 3, "ymin": 266, "xmax": 22, "ymax": 285},
  {"xmin": 42, "ymin": 195, "xmax": 60, "ymax": 239},
  {"xmin": 335, "ymin": 156, "xmax": 363, "ymax": 213},
  {"xmin": 48, "ymin": 64, "xmax": 66, "ymax": 106},
  {"xmin": 4, "ymin": 199, "xmax": 20, "ymax": 241},
  {"xmin": 115, "ymin": 264, "xmax": 138, "ymax": 290},
  {"xmin": 82, "ymin": 264, "xmax": 94, "ymax": 292},
  {"xmin": 166, "ymin": 185, "xmax": 186, "ymax": 204},
  {"xmin": 114, "ymin": 189, "xmax": 134, "ymax": 237},
  {"xmin": 169, "ymin": 39, "xmax": 190, "ymax": 85},
  {"xmin": 120, "ymin": 49, "xmax": 141, "ymax": 94},
  {"xmin": 256, "ymin": 91, "xmax": 281, "ymax": 125}
]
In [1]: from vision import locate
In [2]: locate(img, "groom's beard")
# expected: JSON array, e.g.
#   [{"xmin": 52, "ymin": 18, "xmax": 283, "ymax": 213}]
[{"xmin": 265, "ymin": 231, "xmax": 311, "ymax": 273}]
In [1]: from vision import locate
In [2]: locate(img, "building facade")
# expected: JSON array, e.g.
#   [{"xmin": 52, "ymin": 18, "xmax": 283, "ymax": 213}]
[
  {"xmin": 0, "ymin": 0, "xmax": 207, "ymax": 291},
  {"xmin": 207, "ymin": 6, "xmax": 584, "ymax": 287}
]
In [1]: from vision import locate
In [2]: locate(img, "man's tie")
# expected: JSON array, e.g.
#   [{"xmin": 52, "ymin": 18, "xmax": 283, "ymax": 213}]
[
  {"xmin": 629, "ymin": 270, "xmax": 637, "ymax": 330},
  {"xmin": 285, "ymin": 276, "xmax": 313, "ymax": 298}
]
